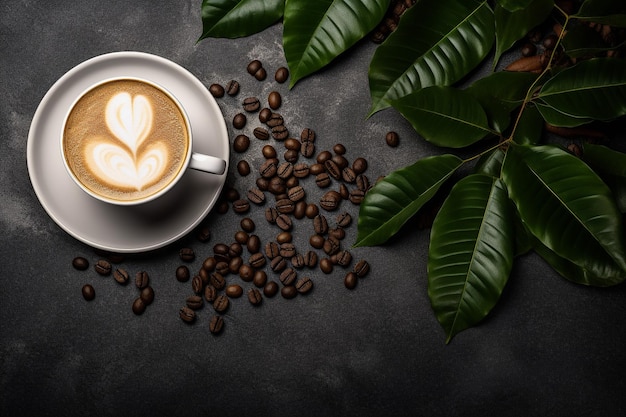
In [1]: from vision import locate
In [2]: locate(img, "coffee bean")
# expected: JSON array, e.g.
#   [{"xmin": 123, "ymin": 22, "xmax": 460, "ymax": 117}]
[
  {"xmin": 272, "ymin": 125, "xmax": 289, "ymax": 140},
  {"xmin": 94, "ymin": 259, "xmax": 112, "ymax": 276},
  {"xmin": 265, "ymin": 207, "xmax": 279, "ymax": 224},
  {"xmin": 296, "ymin": 276, "xmax": 313, "ymax": 294},
  {"xmin": 247, "ymin": 234, "xmax": 261, "ymax": 253},
  {"xmin": 229, "ymin": 242, "xmax": 243, "ymax": 258},
  {"xmin": 352, "ymin": 157, "xmax": 368, "ymax": 174},
  {"xmin": 191, "ymin": 275, "xmax": 204, "ymax": 294},
  {"xmin": 333, "ymin": 143, "xmax": 346, "ymax": 155},
  {"xmin": 135, "ymin": 271, "xmax": 150, "ymax": 289},
  {"xmin": 316, "ymin": 150, "xmax": 332, "ymax": 164},
  {"xmin": 344, "ymin": 272, "xmax": 358, "ymax": 289},
  {"xmin": 265, "ymin": 241, "xmax": 280, "ymax": 258},
  {"xmin": 233, "ymin": 113, "xmax": 246, "ymax": 129},
  {"xmin": 233, "ymin": 134, "xmax": 250, "ymax": 153},
  {"xmin": 259, "ymin": 107, "xmax": 272, "ymax": 123},
  {"xmin": 264, "ymin": 281, "xmax": 279, "ymax": 297},
  {"xmin": 216, "ymin": 261, "xmax": 230, "ymax": 275},
  {"xmin": 294, "ymin": 201, "xmax": 307, "ymax": 219},
  {"xmin": 300, "ymin": 141, "xmax": 315, "ymax": 158},
  {"xmin": 239, "ymin": 264, "xmax": 254, "ymax": 281},
  {"xmin": 253, "ymin": 126, "xmax": 270, "ymax": 140},
  {"xmin": 176, "ymin": 265, "xmax": 190, "ymax": 282},
  {"xmin": 249, "ymin": 252, "xmax": 266, "ymax": 268},
  {"xmin": 234, "ymin": 231, "xmax": 249, "ymax": 245},
  {"xmin": 342, "ymin": 167, "xmax": 356, "ymax": 183},
  {"xmin": 320, "ymin": 257, "xmax": 333, "ymax": 274},
  {"xmin": 287, "ymin": 185, "xmax": 305, "ymax": 202},
  {"xmin": 203, "ymin": 257, "xmax": 217, "ymax": 272},
  {"xmin": 237, "ymin": 160, "xmax": 251, "ymax": 176},
  {"xmin": 262, "ymin": 144, "xmax": 277, "ymax": 159},
  {"xmin": 132, "ymin": 298, "xmax": 146, "ymax": 315},
  {"xmin": 309, "ymin": 163, "xmax": 324, "ymax": 176},
  {"xmin": 213, "ymin": 294, "xmax": 230, "ymax": 312},
  {"xmin": 282, "ymin": 138, "xmax": 298, "ymax": 151},
  {"xmin": 266, "ymin": 113, "xmax": 284, "ymax": 127},
  {"xmin": 275, "ymin": 66, "xmax": 289, "ymax": 83},
  {"xmin": 179, "ymin": 247, "xmax": 195, "ymax": 262},
  {"xmin": 209, "ymin": 315, "xmax": 225, "ymax": 334},
  {"xmin": 242, "ymin": 96, "xmax": 260, "ymax": 112},
  {"xmin": 217, "ymin": 201, "xmax": 229, "ymax": 214},
  {"xmin": 248, "ymin": 288, "xmax": 263, "ymax": 306},
  {"xmin": 233, "ymin": 199, "xmax": 250, "ymax": 214},
  {"xmin": 82, "ymin": 284, "xmax": 95, "ymax": 301},
  {"xmin": 339, "ymin": 183, "xmax": 349, "ymax": 200},
  {"xmin": 324, "ymin": 160, "xmax": 341, "ymax": 180},
  {"xmin": 349, "ymin": 189, "xmax": 366, "ymax": 205},
  {"xmin": 279, "ymin": 242, "xmax": 296, "ymax": 258},
  {"xmin": 292, "ymin": 163, "xmax": 309, "ymax": 179},
  {"xmin": 284, "ymin": 149, "xmax": 299, "ymax": 163},
  {"xmin": 336, "ymin": 250, "xmax": 353, "ymax": 267},
  {"xmin": 140, "ymin": 286, "xmax": 154, "ymax": 305},
  {"xmin": 313, "ymin": 214, "xmax": 329, "ymax": 234},
  {"xmin": 254, "ymin": 67, "xmax": 267, "ymax": 81},
  {"xmin": 281, "ymin": 285, "xmax": 297, "ymax": 299},
  {"xmin": 336, "ymin": 212, "xmax": 352, "ymax": 228},
  {"xmin": 300, "ymin": 128, "xmax": 316, "ymax": 142},
  {"xmin": 329, "ymin": 227, "xmax": 346, "ymax": 240},
  {"xmin": 225, "ymin": 284, "xmax": 243, "ymax": 298},
  {"xmin": 270, "ymin": 255, "xmax": 287, "ymax": 273},
  {"xmin": 310, "ymin": 234, "xmax": 325, "ymax": 249},
  {"xmin": 305, "ymin": 203, "xmax": 319, "ymax": 219},
  {"xmin": 226, "ymin": 80, "xmax": 240, "ymax": 96},
  {"xmin": 276, "ymin": 198, "xmax": 295, "ymax": 214},
  {"xmin": 204, "ymin": 285, "xmax": 218, "ymax": 303},
  {"xmin": 179, "ymin": 306, "xmax": 196, "ymax": 323},
  {"xmin": 315, "ymin": 173, "xmax": 331, "ymax": 188},
  {"xmin": 213, "ymin": 242, "xmax": 229, "ymax": 257},
  {"xmin": 259, "ymin": 160, "xmax": 277, "ymax": 178},
  {"xmin": 356, "ymin": 174, "xmax": 370, "ymax": 191},
  {"xmin": 289, "ymin": 253, "xmax": 304, "ymax": 269},
  {"xmin": 277, "ymin": 162, "xmax": 294, "ymax": 179},
  {"xmin": 209, "ymin": 83, "xmax": 225, "ymax": 98},
  {"xmin": 304, "ymin": 251, "xmax": 318, "ymax": 268},
  {"xmin": 113, "ymin": 268, "xmax": 129, "ymax": 285},
  {"xmin": 320, "ymin": 190, "xmax": 341, "ymax": 211},
  {"xmin": 332, "ymin": 154, "xmax": 349, "ymax": 170},
  {"xmin": 210, "ymin": 272, "xmax": 226, "ymax": 290},
  {"xmin": 247, "ymin": 59, "xmax": 263, "ymax": 75},
  {"xmin": 268, "ymin": 177, "xmax": 286, "ymax": 194},
  {"xmin": 354, "ymin": 259, "xmax": 370, "ymax": 277},
  {"xmin": 225, "ymin": 187, "xmax": 240, "ymax": 202},
  {"xmin": 268, "ymin": 91, "xmax": 282, "ymax": 110},
  {"xmin": 239, "ymin": 218, "xmax": 255, "ymax": 233},
  {"xmin": 197, "ymin": 225, "xmax": 211, "ymax": 242},
  {"xmin": 186, "ymin": 295, "xmax": 204, "ymax": 310},
  {"xmin": 253, "ymin": 270, "xmax": 268, "ymax": 287},
  {"xmin": 247, "ymin": 188, "xmax": 265, "ymax": 205},
  {"xmin": 72, "ymin": 257, "xmax": 89, "ymax": 271},
  {"xmin": 323, "ymin": 236, "xmax": 341, "ymax": 256},
  {"xmin": 276, "ymin": 214, "xmax": 292, "ymax": 231},
  {"xmin": 386, "ymin": 131, "xmax": 399, "ymax": 147}
]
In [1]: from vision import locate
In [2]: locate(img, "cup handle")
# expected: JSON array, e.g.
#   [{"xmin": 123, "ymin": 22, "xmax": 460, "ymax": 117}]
[{"xmin": 189, "ymin": 153, "xmax": 227, "ymax": 175}]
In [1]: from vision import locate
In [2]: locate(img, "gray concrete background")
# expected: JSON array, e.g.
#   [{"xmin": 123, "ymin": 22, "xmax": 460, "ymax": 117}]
[{"xmin": 2, "ymin": 1, "xmax": 626, "ymax": 416}]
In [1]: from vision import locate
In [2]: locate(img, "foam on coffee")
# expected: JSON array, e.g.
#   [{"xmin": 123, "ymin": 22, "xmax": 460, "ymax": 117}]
[{"xmin": 63, "ymin": 79, "xmax": 189, "ymax": 202}]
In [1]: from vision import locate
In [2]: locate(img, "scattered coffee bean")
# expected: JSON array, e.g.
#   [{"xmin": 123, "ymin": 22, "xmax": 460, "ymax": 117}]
[
  {"xmin": 291, "ymin": 253, "xmax": 305, "ymax": 269},
  {"xmin": 229, "ymin": 256, "xmax": 243, "ymax": 274},
  {"xmin": 270, "ymin": 255, "xmax": 287, "ymax": 273},
  {"xmin": 356, "ymin": 174, "xmax": 370, "ymax": 191},
  {"xmin": 265, "ymin": 241, "xmax": 280, "ymax": 258},
  {"xmin": 260, "ymin": 160, "xmax": 277, "ymax": 178},
  {"xmin": 113, "ymin": 268, "xmax": 129, "ymax": 285},
  {"xmin": 176, "ymin": 265, "xmax": 190, "ymax": 282},
  {"xmin": 352, "ymin": 157, "xmax": 368, "ymax": 174},
  {"xmin": 253, "ymin": 270, "xmax": 268, "ymax": 287},
  {"xmin": 254, "ymin": 67, "xmax": 267, "ymax": 81},
  {"xmin": 233, "ymin": 199, "xmax": 250, "ymax": 214},
  {"xmin": 210, "ymin": 272, "xmax": 226, "ymax": 290},
  {"xmin": 247, "ymin": 188, "xmax": 265, "ymax": 204},
  {"xmin": 72, "ymin": 257, "xmax": 89, "ymax": 271},
  {"xmin": 305, "ymin": 203, "xmax": 319, "ymax": 219},
  {"xmin": 209, "ymin": 315, "xmax": 225, "ymax": 334},
  {"xmin": 279, "ymin": 242, "xmax": 296, "ymax": 258},
  {"xmin": 266, "ymin": 113, "xmax": 284, "ymax": 127},
  {"xmin": 281, "ymin": 285, "xmax": 297, "ymax": 299},
  {"xmin": 277, "ymin": 162, "xmax": 294, "ymax": 179},
  {"xmin": 179, "ymin": 247, "xmax": 195, "ymax": 262},
  {"xmin": 204, "ymin": 285, "xmax": 218, "ymax": 303},
  {"xmin": 323, "ymin": 236, "xmax": 341, "ymax": 256},
  {"xmin": 82, "ymin": 284, "xmax": 95, "ymax": 301},
  {"xmin": 94, "ymin": 259, "xmax": 112, "ymax": 276},
  {"xmin": 192, "ymin": 275, "xmax": 204, "ymax": 293},
  {"xmin": 296, "ymin": 276, "xmax": 313, "ymax": 294},
  {"xmin": 342, "ymin": 167, "xmax": 356, "ymax": 183},
  {"xmin": 265, "ymin": 207, "xmax": 279, "ymax": 224},
  {"xmin": 225, "ymin": 284, "xmax": 243, "ymax": 298},
  {"xmin": 249, "ymin": 252, "xmax": 266, "ymax": 268},
  {"xmin": 386, "ymin": 131, "xmax": 399, "ymax": 147},
  {"xmin": 349, "ymin": 189, "xmax": 366, "ymax": 205},
  {"xmin": 140, "ymin": 286, "xmax": 155, "ymax": 305},
  {"xmin": 264, "ymin": 281, "xmax": 279, "ymax": 297},
  {"xmin": 336, "ymin": 212, "xmax": 352, "ymax": 228},
  {"xmin": 339, "ymin": 183, "xmax": 350, "ymax": 200},
  {"xmin": 276, "ymin": 214, "xmax": 292, "ymax": 231},
  {"xmin": 268, "ymin": 91, "xmax": 282, "ymax": 110},
  {"xmin": 268, "ymin": 177, "xmax": 286, "ymax": 194},
  {"xmin": 209, "ymin": 83, "xmax": 225, "ymax": 98},
  {"xmin": 248, "ymin": 288, "xmax": 263, "ymax": 305},
  {"xmin": 213, "ymin": 294, "xmax": 230, "ymax": 312},
  {"xmin": 320, "ymin": 258, "xmax": 333, "ymax": 274},
  {"xmin": 272, "ymin": 124, "xmax": 289, "ymax": 140},
  {"xmin": 284, "ymin": 149, "xmax": 299, "ymax": 163},
  {"xmin": 216, "ymin": 261, "xmax": 229, "ymax": 275},
  {"xmin": 310, "ymin": 234, "xmax": 325, "ymax": 249},
  {"xmin": 354, "ymin": 259, "xmax": 371, "ymax": 278},
  {"xmin": 304, "ymin": 251, "xmax": 318, "ymax": 268},
  {"xmin": 329, "ymin": 227, "xmax": 346, "ymax": 240},
  {"xmin": 186, "ymin": 295, "xmax": 204, "ymax": 310},
  {"xmin": 133, "ymin": 271, "xmax": 148, "ymax": 289},
  {"xmin": 324, "ymin": 160, "xmax": 341, "ymax": 180},
  {"xmin": 261, "ymin": 145, "xmax": 277, "ymax": 159},
  {"xmin": 287, "ymin": 185, "xmax": 305, "ymax": 202},
  {"xmin": 315, "ymin": 173, "xmax": 331, "ymax": 188},
  {"xmin": 344, "ymin": 272, "xmax": 358, "ymax": 289},
  {"xmin": 233, "ymin": 113, "xmax": 247, "ymax": 129},
  {"xmin": 197, "ymin": 225, "xmax": 211, "ymax": 242},
  {"xmin": 179, "ymin": 306, "xmax": 196, "ymax": 323},
  {"xmin": 293, "ymin": 163, "xmax": 310, "ymax": 178},
  {"xmin": 132, "ymin": 298, "xmax": 146, "ymax": 315},
  {"xmin": 336, "ymin": 250, "xmax": 353, "ymax": 267},
  {"xmin": 226, "ymin": 80, "xmax": 240, "ymax": 96},
  {"xmin": 301, "ymin": 128, "xmax": 316, "ymax": 142},
  {"xmin": 202, "ymin": 256, "xmax": 217, "ymax": 272},
  {"xmin": 275, "ymin": 66, "xmax": 289, "ymax": 83},
  {"xmin": 229, "ymin": 242, "xmax": 243, "ymax": 258},
  {"xmin": 259, "ymin": 107, "xmax": 272, "ymax": 123},
  {"xmin": 237, "ymin": 160, "xmax": 251, "ymax": 176},
  {"xmin": 247, "ymin": 59, "xmax": 263, "ymax": 75},
  {"xmin": 333, "ymin": 143, "xmax": 346, "ymax": 155},
  {"xmin": 239, "ymin": 264, "xmax": 254, "ymax": 281},
  {"xmin": 233, "ymin": 134, "xmax": 250, "ymax": 153},
  {"xmin": 247, "ymin": 234, "xmax": 261, "ymax": 253},
  {"xmin": 243, "ymin": 96, "xmax": 260, "ymax": 112},
  {"xmin": 253, "ymin": 126, "xmax": 270, "ymax": 140},
  {"xmin": 320, "ymin": 190, "xmax": 341, "ymax": 211},
  {"xmin": 294, "ymin": 201, "xmax": 306, "ymax": 219},
  {"xmin": 332, "ymin": 154, "xmax": 349, "ymax": 170},
  {"xmin": 313, "ymin": 214, "xmax": 329, "ymax": 234}
]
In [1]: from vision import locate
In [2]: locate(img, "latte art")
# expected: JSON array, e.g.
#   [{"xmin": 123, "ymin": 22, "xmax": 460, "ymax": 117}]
[{"xmin": 62, "ymin": 79, "xmax": 189, "ymax": 203}]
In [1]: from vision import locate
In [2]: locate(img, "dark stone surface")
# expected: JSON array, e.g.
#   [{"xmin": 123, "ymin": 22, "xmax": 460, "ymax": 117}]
[{"xmin": 2, "ymin": 1, "xmax": 626, "ymax": 416}]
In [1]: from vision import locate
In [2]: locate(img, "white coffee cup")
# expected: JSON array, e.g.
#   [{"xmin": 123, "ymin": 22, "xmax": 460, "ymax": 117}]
[{"xmin": 60, "ymin": 77, "xmax": 226, "ymax": 206}]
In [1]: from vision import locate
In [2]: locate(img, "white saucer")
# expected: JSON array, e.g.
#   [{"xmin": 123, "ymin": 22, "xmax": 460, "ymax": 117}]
[{"xmin": 27, "ymin": 51, "xmax": 229, "ymax": 253}]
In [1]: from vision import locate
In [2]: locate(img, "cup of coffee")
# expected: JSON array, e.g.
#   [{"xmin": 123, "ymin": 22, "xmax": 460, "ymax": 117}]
[{"xmin": 61, "ymin": 77, "xmax": 226, "ymax": 205}]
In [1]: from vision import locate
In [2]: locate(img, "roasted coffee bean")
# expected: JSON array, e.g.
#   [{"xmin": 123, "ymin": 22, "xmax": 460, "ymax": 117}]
[
  {"xmin": 300, "ymin": 128, "xmax": 316, "ymax": 142},
  {"xmin": 275, "ymin": 66, "xmax": 289, "ymax": 83},
  {"xmin": 344, "ymin": 272, "xmax": 358, "ymax": 289},
  {"xmin": 349, "ymin": 189, "xmax": 365, "ymax": 205},
  {"xmin": 247, "ymin": 234, "xmax": 261, "ymax": 253},
  {"xmin": 229, "ymin": 256, "xmax": 243, "ymax": 274},
  {"xmin": 233, "ymin": 113, "xmax": 246, "ymax": 129},
  {"xmin": 226, "ymin": 80, "xmax": 240, "ymax": 96},
  {"xmin": 233, "ymin": 134, "xmax": 250, "ymax": 153},
  {"xmin": 354, "ymin": 259, "xmax": 370, "ymax": 277},
  {"xmin": 296, "ymin": 276, "xmax": 313, "ymax": 294},
  {"xmin": 225, "ymin": 284, "xmax": 243, "ymax": 298},
  {"xmin": 281, "ymin": 285, "xmax": 297, "ymax": 299},
  {"xmin": 270, "ymin": 255, "xmax": 287, "ymax": 273},
  {"xmin": 247, "ymin": 188, "xmax": 265, "ymax": 205},
  {"xmin": 310, "ymin": 234, "xmax": 325, "ymax": 249},
  {"xmin": 313, "ymin": 214, "xmax": 329, "ymax": 234},
  {"xmin": 305, "ymin": 203, "xmax": 319, "ymax": 219},
  {"xmin": 113, "ymin": 268, "xmax": 129, "ymax": 285},
  {"xmin": 317, "ymin": 150, "xmax": 332, "ymax": 164},
  {"xmin": 265, "ymin": 241, "xmax": 280, "ymax": 258},
  {"xmin": 254, "ymin": 67, "xmax": 267, "ymax": 81},
  {"xmin": 179, "ymin": 306, "xmax": 196, "ymax": 323},
  {"xmin": 247, "ymin": 59, "xmax": 263, "ymax": 75},
  {"xmin": 209, "ymin": 83, "xmax": 225, "ymax": 98},
  {"xmin": 304, "ymin": 250, "xmax": 318, "ymax": 268},
  {"xmin": 262, "ymin": 144, "xmax": 277, "ymax": 159},
  {"xmin": 291, "ymin": 253, "xmax": 305, "ymax": 269},
  {"xmin": 336, "ymin": 212, "xmax": 352, "ymax": 228},
  {"xmin": 336, "ymin": 250, "xmax": 353, "ymax": 267},
  {"xmin": 298, "ymin": 141, "xmax": 317, "ymax": 159},
  {"xmin": 284, "ymin": 149, "xmax": 299, "ymax": 163},
  {"xmin": 132, "ymin": 298, "xmax": 146, "ymax": 315},
  {"xmin": 309, "ymin": 163, "xmax": 324, "ymax": 176},
  {"xmin": 186, "ymin": 295, "xmax": 204, "ymax": 310},
  {"xmin": 385, "ymin": 131, "xmax": 399, "ymax": 147},
  {"xmin": 333, "ymin": 143, "xmax": 346, "ymax": 155},
  {"xmin": 279, "ymin": 242, "xmax": 296, "ymax": 258},
  {"xmin": 260, "ymin": 160, "xmax": 277, "ymax": 178},
  {"xmin": 320, "ymin": 257, "xmax": 333, "ymax": 274},
  {"xmin": 276, "ymin": 198, "xmax": 295, "ymax": 214},
  {"xmin": 264, "ymin": 281, "xmax": 279, "ymax": 297},
  {"xmin": 242, "ymin": 96, "xmax": 260, "ymax": 112},
  {"xmin": 276, "ymin": 231, "xmax": 292, "ymax": 244},
  {"xmin": 179, "ymin": 247, "xmax": 195, "ymax": 262},
  {"xmin": 339, "ymin": 183, "xmax": 349, "ymax": 200},
  {"xmin": 72, "ymin": 257, "xmax": 89, "ymax": 271},
  {"xmin": 240, "ymin": 217, "xmax": 255, "ymax": 232},
  {"xmin": 229, "ymin": 242, "xmax": 243, "ymax": 258},
  {"xmin": 217, "ymin": 201, "xmax": 229, "ymax": 214},
  {"xmin": 332, "ymin": 154, "xmax": 349, "ymax": 170},
  {"xmin": 329, "ymin": 227, "xmax": 346, "ymax": 240},
  {"xmin": 82, "ymin": 284, "xmax": 95, "ymax": 301},
  {"xmin": 265, "ymin": 207, "xmax": 279, "ymax": 224},
  {"xmin": 323, "ymin": 236, "xmax": 341, "ymax": 256},
  {"xmin": 209, "ymin": 315, "xmax": 224, "ymax": 334},
  {"xmin": 135, "ymin": 271, "xmax": 150, "ymax": 289},
  {"xmin": 239, "ymin": 264, "xmax": 254, "ymax": 281},
  {"xmin": 315, "ymin": 173, "xmax": 331, "ymax": 188},
  {"xmin": 234, "ymin": 231, "xmax": 249, "ymax": 244},
  {"xmin": 253, "ymin": 270, "xmax": 268, "ymax": 288},
  {"xmin": 248, "ymin": 288, "xmax": 263, "ymax": 306},
  {"xmin": 277, "ymin": 162, "xmax": 294, "ymax": 179},
  {"xmin": 213, "ymin": 242, "xmax": 229, "ymax": 257},
  {"xmin": 199, "ymin": 268, "xmax": 210, "ymax": 285},
  {"xmin": 287, "ymin": 185, "xmax": 305, "ymax": 202},
  {"xmin": 342, "ymin": 167, "xmax": 356, "ymax": 183},
  {"xmin": 197, "ymin": 225, "xmax": 211, "ymax": 242},
  {"xmin": 233, "ymin": 199, "xmax": 250, "ymax": 214},
  {"xmin": 204, "ymin": 284, "xmax": 218, "ymax": 302},
  {"xmin": 266, "ymin": 113, "xmax": 284, "ymax": 127},
  {"xmin": 210, "ymin": 272, "xmax": 226, "ymax": 290},
  {"xmin": 253, "ymin": 126, "xmax": 270, "ymax": 141},
  {"xmin": 276, "ymin": 214, "xmax": 292, "ymax": 231},
  {"xmin": 259, "ymin": 107, "xmax": 272, "ymax": 123},
  {"xmin": 192, "ymin": 274, "xmax": 204, "ymax": 294},
  {"xmin": 356, "ymin": 174, "xmax": 370, "ymax": 191},
  {"xmin": 294, "ymin": 201, "xmax": 307, "ymax": 219},
  {"xmin": 268, "ymin": 91, "xmax": 282, "ymax": 110},
  {"xmin": 256, "ymin": 177, "xmax": 269, "ymax": 192},
  {"xmin": 237, "ymin": 160, "xmax": 251, "ymax": 176},
  {"xmin": 268, "ymin": 176, "xmax": 286, "ymax": 195},
  {"xmin": 272, "ymin": 125, "xmax": 289, "ymax": 140},
  {"xmin": 284, "ymin": 137, "xmax": 300, "ymax": 151},
  {"xmin": 324, "ymin": 160, "xmax": 341, "ymax": 180},
  {"xmin": 352, "ymin": 157, "xmax": 368, "ymax": 174},
  {"xmin": 94, "ymin": 259, "xmax": 112, "ymax": 276},
  {"xmin": 140, "ymin": 286, "xmax": 154, "ymax": 305},
  {"xmin": 213, "ymin": 294, "xmax": 230, "ymax": 312},
  {"xmin": 249, "ymin": 252, "xmax": 266, "ymax": 268},
  {"xmin": 176, "ymin": 265, "xmax": 190, "ymax": 282},
  {"xmin": 293, "ymin": 163, "xmax": 310, "ymax": 178},
  {"xmin": 320, "ymin": 190, "xmax": 341, "ymax": 211},
  {"xmin": 225, "ymin": 187, "xmax": 240, "ymax": 202},
  {"xmin": 280, "ymin": 268, "xmax": 297, "ymax": 286}
]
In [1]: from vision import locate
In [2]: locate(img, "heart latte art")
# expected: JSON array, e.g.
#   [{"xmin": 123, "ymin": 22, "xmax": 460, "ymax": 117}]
[{"xmin": 63, "ymin": 79, "xmax": 189, "ymax": 202}]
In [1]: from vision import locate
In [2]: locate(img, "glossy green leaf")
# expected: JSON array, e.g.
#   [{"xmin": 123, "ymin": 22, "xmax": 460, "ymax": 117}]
[
  {"xmin": 493, "ymin": 0, "xmax": 554, "ymax": 68},
  {"xmin": 574, "ymin": 0, "xmax": 626, "ymax": 26},
  {"xmin": 562, "ymin": 21, "xmax": 618, "ymax": 58},
  {"xmin": 535, "ymin": 101, "xmax": 593, "ymax": 127},
  {"xmin": 428, "ymin": 174, "xmax": 515, "ymax": 343},
  {"xmin": 355, "ymin": 154, "xmax": 463, "ymax": 247},
  {"xmin": 368, "ymin": 0, "xmax": 494, "ymax": 114},
  {"xmin": 475, "ymin": 147, "xmax": 506, "ymax": 177},
  {"xmin": 502, "ymin": 144, "xmax": 626, "ymax": 279},
  {"xmin": 496, "ymin": 0, "xmax": 534, "ymax": 12},
  {"xmin": 467, "ymin": 71, "xmax": 538, "ymax": 132},
  {"xmin": 538, "ymin": 58, "xmax": 626, "ymax": 121},
  {"xmin": 199, "ymin": 0, "xmax": 284, "ymax": 40},
  {"xmin": 511, "ymin": 104, "xmax": 543, "ymax": 145},
  {"xmin": 283, "ymin": 0, "xmax": 389, "ymax": 87},
  {"xmin": 582, "ymin": 143, "xmax": 626, "ymax": 212},
  {"xmin": 391, "ymin": 86, "xmax": 493, "ymax": 148}
]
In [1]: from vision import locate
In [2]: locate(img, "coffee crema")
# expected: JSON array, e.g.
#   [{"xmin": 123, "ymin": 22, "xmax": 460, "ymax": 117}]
[{"xmin": 63, "ymin": 79, "xmax": 189, "ymax": 202}]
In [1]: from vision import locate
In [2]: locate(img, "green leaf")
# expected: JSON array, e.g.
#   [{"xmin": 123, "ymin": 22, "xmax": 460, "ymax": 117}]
[
  {"xmin": 354, "ymin": 154, "xmax": 463, "ymax": 247},
  {"xmin": 391, "ymin": 86, "xmax": 493, "ymax": 148},
  {"xmin": 493, "ymin": 0, "xmax": 554, "ymax": 68},
  {"xmin": 198, "ymin": 0, "xmax": 284, "ymax": 40},
  {"xmin": 574, "ymin": 0, "xmax": 626, "ymax": 27},
  {"xmin": 428, "ymin": 174, "xmax": 515, "ymax": 343},
  {"xmin": 368, "ymin": 0, "xmax": 494, "ymax": 114},
  {"xmin": 511, "ymin": 104, "xmax": 543, "ymax": 145},
  {"xmin": 495, "ymin": 0, "xmax": 534, "ymax": 12},
  {"xmin": 538, "ymin": 58, "xmax": 626, "ymax": 121},
  {"xmin": 283, "ymin": 0, "xmax": 390, "ymax": 87},
  {"xmin": 475, "ymin": 147, "xmax": 506, "ymax": 177},
  {"xmin": 535, "ymin": 101, "xmax": 593, "ymax": 127},
  {"xmin": 502, "ymin": 144, "xmax": 626, "ymax": 279},
  {"xmin": 466, "ymin": 71, "xmax": 538, "ymax": 132},
  {"xmin": 562, "ymin": 21, "xmax": 619, "ymax": 58},
  {"xmin": 582, "ymin": 143, "xmax": 626, "ymax": 212}
]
